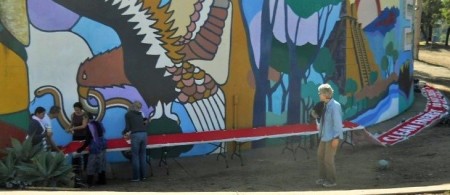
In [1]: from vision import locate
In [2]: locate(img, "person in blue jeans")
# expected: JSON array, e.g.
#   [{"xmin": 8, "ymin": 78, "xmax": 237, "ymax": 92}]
[{"xmin": 124, "ymin": 101, "xmax": 148, "ymax": 181}]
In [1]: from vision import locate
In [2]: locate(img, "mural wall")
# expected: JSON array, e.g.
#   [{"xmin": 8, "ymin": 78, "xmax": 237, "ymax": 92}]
[{"xmin": 0, "ymin": 0, "xmax": 414, "ymax": 161}]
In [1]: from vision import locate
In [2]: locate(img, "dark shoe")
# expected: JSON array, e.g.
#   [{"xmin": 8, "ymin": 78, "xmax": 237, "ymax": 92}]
[
  {"xmin": 87, "ymin": 175, "xmax": 94, "ymax": 187},
  {"xmin": 97, "ymin": 171, "xmax": 106, "ymax": 185}
]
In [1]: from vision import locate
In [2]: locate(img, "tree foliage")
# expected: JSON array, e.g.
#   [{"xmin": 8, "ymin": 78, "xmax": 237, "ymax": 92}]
[
  {"xmin": 422, "ymin": 0, "xmax": 443, "ymax": 27},
  {"xmin": 345, "ymin": 78, "xmax": 357, "ymax": 95},
  {"xmin": 421, "ymin": 0, "xmax": 443, "ymax": 43},
  {"xmin": 286, "ymin": 0, "xmax": 341, "ymax": 18},
  {"xmin": 313, "ymin": 47, "xmax": 335, "ymax": 81},
  {"xmin": 442, "ymin": 0, "xmax": 450, "ymax": 23},
  {"xmin": 441, "ymin": 0, "xmax": 450, "ymax": 45}
]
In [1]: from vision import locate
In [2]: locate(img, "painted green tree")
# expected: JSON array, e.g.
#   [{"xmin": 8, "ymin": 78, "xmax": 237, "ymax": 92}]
[
  {"xmin": 313, "ymin": 47, "xmax": 336, "ymax": 82},
  {"xmin": 284, "ymin": 0, "xmax": 341, "ymax": 124},
  {"xmin": 381, "ymin": 41, "xmax": 398, "ymax": 78},
  {"xmin": 249, "ymin": 0, "xmax": 342, "ymax": 127},
  {"xmin": 343, "ymin": 78, "xmax": 357, "ymax": 118}
]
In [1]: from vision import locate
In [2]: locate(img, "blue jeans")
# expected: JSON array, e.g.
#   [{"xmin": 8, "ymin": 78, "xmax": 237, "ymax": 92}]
[{"xmin": 131, "ymin": 131, "xmax": 147, "ymax": 180}]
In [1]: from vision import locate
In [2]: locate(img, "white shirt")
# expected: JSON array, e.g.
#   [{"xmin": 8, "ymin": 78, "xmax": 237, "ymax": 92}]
[
  {"xmin": 30, "ymin": 115, "xmax": 48, "ymax": 149},
  {"xmin": 42, "ymin": 114, "xmax": 52, "ymax": 133}
]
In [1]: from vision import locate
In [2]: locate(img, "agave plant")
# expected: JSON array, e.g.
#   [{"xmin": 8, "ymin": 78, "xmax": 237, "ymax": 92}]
[
  {"xmin": 16, "ymin": 152, "xmax": 74, "ymax": 187},
  {"xmin": 0, "ymin": 138, "xmax": 74, "ymax": 188},
  {"xmin": 0, "ymin": 154, "xmax": 18, "ymax": 188},
  {"xmin": 0, "ymin": 138, "xmax": 42, "ymax": 188},
  {"xmin": 6, "ymin": 138, "xmax": 43, "ymax": 163}
]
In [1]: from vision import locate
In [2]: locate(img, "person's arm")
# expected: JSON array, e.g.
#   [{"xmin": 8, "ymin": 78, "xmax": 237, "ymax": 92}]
[
  {"xmin": 66, "ymin": 113, "xmax": 75, "ymax": 133},
  {"xmin": 123, "ymin": 113, "xmax": 131, "ymax": 139},
  {"xmin": 125, "ymin": 112, "xmax": 131, "ymax": 132},
  {"xmin": 46, "ymin": 134, "xmax": 61, "ymax": 152},
  {"xmin": 331, "ymin": 104, "xmax": 343, "ymax": 138},
  {"xmin": 70, "ymin": 114, "xmax": 88, "ymax": 133}
]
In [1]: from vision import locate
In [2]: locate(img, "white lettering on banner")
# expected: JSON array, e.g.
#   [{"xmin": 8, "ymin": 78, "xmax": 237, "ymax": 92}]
[
  {"xmin": 424, "ymin": 87, "xmax": 449, "ymax": 111},
  {"xmin": 392, "ymin": 130, "xmax": 409, "ymax": 136},
  {"xmin": 398, "ymin": 124, "xmax": 421, "ymax": 133},
  {"xmin": 401, "ymin": 124, "xmax": 421, "ymax": 130},
  {"xmin": 416, "ymin": 110, "xmax": 443, "ymax": 121},
  {"xmin": 381, "ymin": 135, "xmax": 403, "ymax": 142},
  {"xmin": 411, "ymin": 119, "xmax": 427, "ymax": 125},
  {"xmin": 408, "ymin": 110, "xmax": 442, "ymax": 125},
  {"xmin": 377, "ymin": 86, "xmax": 448, "ymax": 146},
  {"xmin": 380, "ymin": 110, "xmax": 444, "ymax": 144}
]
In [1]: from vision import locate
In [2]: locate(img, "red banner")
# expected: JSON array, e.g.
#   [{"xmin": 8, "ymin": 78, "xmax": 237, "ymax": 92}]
[
  {"xmin": 63, "ymin": 122, "xmax": 364, "ymax": 154},
  {"xmin": 376, "ymin": 85, "xmax": 448, "ymax": 146}
]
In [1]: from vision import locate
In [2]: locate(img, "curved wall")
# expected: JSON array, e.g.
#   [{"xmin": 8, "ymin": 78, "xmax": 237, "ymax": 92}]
[{"xmin": 0, "ymin": 0, "xmax": 414, "ymax": 160}]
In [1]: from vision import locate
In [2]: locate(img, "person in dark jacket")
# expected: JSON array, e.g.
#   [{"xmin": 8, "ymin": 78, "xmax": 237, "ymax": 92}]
[
  {"xmin": 124, "ymin": 101, "xmax": 148, "ymax": 182},
  {"xmin": 76, "ymin": 114, "xmax": 107, "ymax": 187},
  {"xmin": 27, "ymin": 107, "xmax": 47, "ymax": 149}
]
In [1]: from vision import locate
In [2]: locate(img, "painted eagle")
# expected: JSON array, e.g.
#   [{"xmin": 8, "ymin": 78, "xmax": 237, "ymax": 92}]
[{"xmin": 54, "ymin": 0, "xmax": 231, "ymax": 131}]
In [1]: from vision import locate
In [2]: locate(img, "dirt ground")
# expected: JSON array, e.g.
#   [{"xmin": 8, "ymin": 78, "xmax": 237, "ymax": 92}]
[{"xmin": 85, "ymin": 45, "xmax": 450, "ymax": 193}]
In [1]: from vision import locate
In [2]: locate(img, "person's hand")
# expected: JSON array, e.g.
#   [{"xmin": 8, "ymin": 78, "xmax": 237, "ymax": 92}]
[
  {"xmin": 331, "ymin": 138, "xmax": 339, "ymax": 148},
  {"xmin": 123, "ymin": 131, "xmax": 131, "ymax": 140},
  {"xmin": 310, "ymin": 110, "xmax": 319, "ymax": 119},
  {"xmin": 65, "ymin": 128, "xmax": 74, "ymax": 134},
  {"xmin": 52, "ymin": 146, "xmax": 62, "ymax": 153}
]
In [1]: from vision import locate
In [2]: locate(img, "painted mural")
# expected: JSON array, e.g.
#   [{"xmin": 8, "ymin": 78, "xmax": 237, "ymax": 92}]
[{"xmin": 0, "ymin": 0, "xmax": 414, "ymax": 161}]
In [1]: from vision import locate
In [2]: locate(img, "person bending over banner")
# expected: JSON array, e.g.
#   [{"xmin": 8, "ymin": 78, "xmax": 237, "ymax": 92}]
[
  {"xmin": 76, "ymin": 114, "xmax": 107, "ymax": 187},
  {"xmin": 42, "ymin": 106, "xmax": 62, "ymax": 152},
  {"xmin": 67, "ymin": 102, "xmax": 89, "ymax": 176},
  {"xmin": 312, "ymin": 83, "xmax": 343, "ymax": 188}
]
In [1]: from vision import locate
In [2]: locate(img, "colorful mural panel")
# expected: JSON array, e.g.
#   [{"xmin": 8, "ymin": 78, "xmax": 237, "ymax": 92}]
[{"xmin": 0, "ymin": 0, "xmax": 414, "ymax": 161}]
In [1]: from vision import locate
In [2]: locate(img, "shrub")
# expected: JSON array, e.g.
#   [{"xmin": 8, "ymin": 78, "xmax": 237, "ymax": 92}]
[{"xmin": 0, "ymin": 138, "xmax": 74, "ymax": 189}]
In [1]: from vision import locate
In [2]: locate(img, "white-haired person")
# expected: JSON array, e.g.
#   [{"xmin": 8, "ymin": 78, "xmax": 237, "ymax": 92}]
[
  {"xmin": 123, "ymin": 101, "xmax": 148, "ymax": 182},
  {"xmin": 312, "ymin": 83, "xmax": 343, "ymax": 188}
]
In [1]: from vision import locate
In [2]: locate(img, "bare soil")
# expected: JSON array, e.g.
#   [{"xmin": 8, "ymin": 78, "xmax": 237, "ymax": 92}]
[{"xmin": 87, "ymin": 45, "xmax": 450, "ymax": 192}]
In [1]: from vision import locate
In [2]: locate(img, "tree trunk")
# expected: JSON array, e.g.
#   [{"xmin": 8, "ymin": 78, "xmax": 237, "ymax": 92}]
[
  {"xmin": 446, "ymin": 27, "xmax": 450, "ymax": 46},
  {"xmin": 421, "ymin": 25, "xmax": 429, "ymax": 45},
  {"xmin": 413, "ymin": 0, "xmax": 422, "ymax": 59},
  {"xmin": 286, "ymin": 39, "xmax": 301, "ymax": 125},
  {"xmin": 252, "ymin": 0, "xmax": 272, "ymax": 128},
  {"xmin": 428, "ymin": 25, "xmax": 433, "ymax": 44}
]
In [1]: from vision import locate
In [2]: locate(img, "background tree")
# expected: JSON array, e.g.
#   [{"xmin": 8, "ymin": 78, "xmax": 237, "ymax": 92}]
[
  {"xmin": 421, "ymin": 0, "xmax": 443, "ymax": 45},
  {"xmin": 441, "ymin": 0, "xmax": 450, "ymax": 46},
  {"xmin": 414, "ymin": 0, "xmax": 422, "ymax": 59}
]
